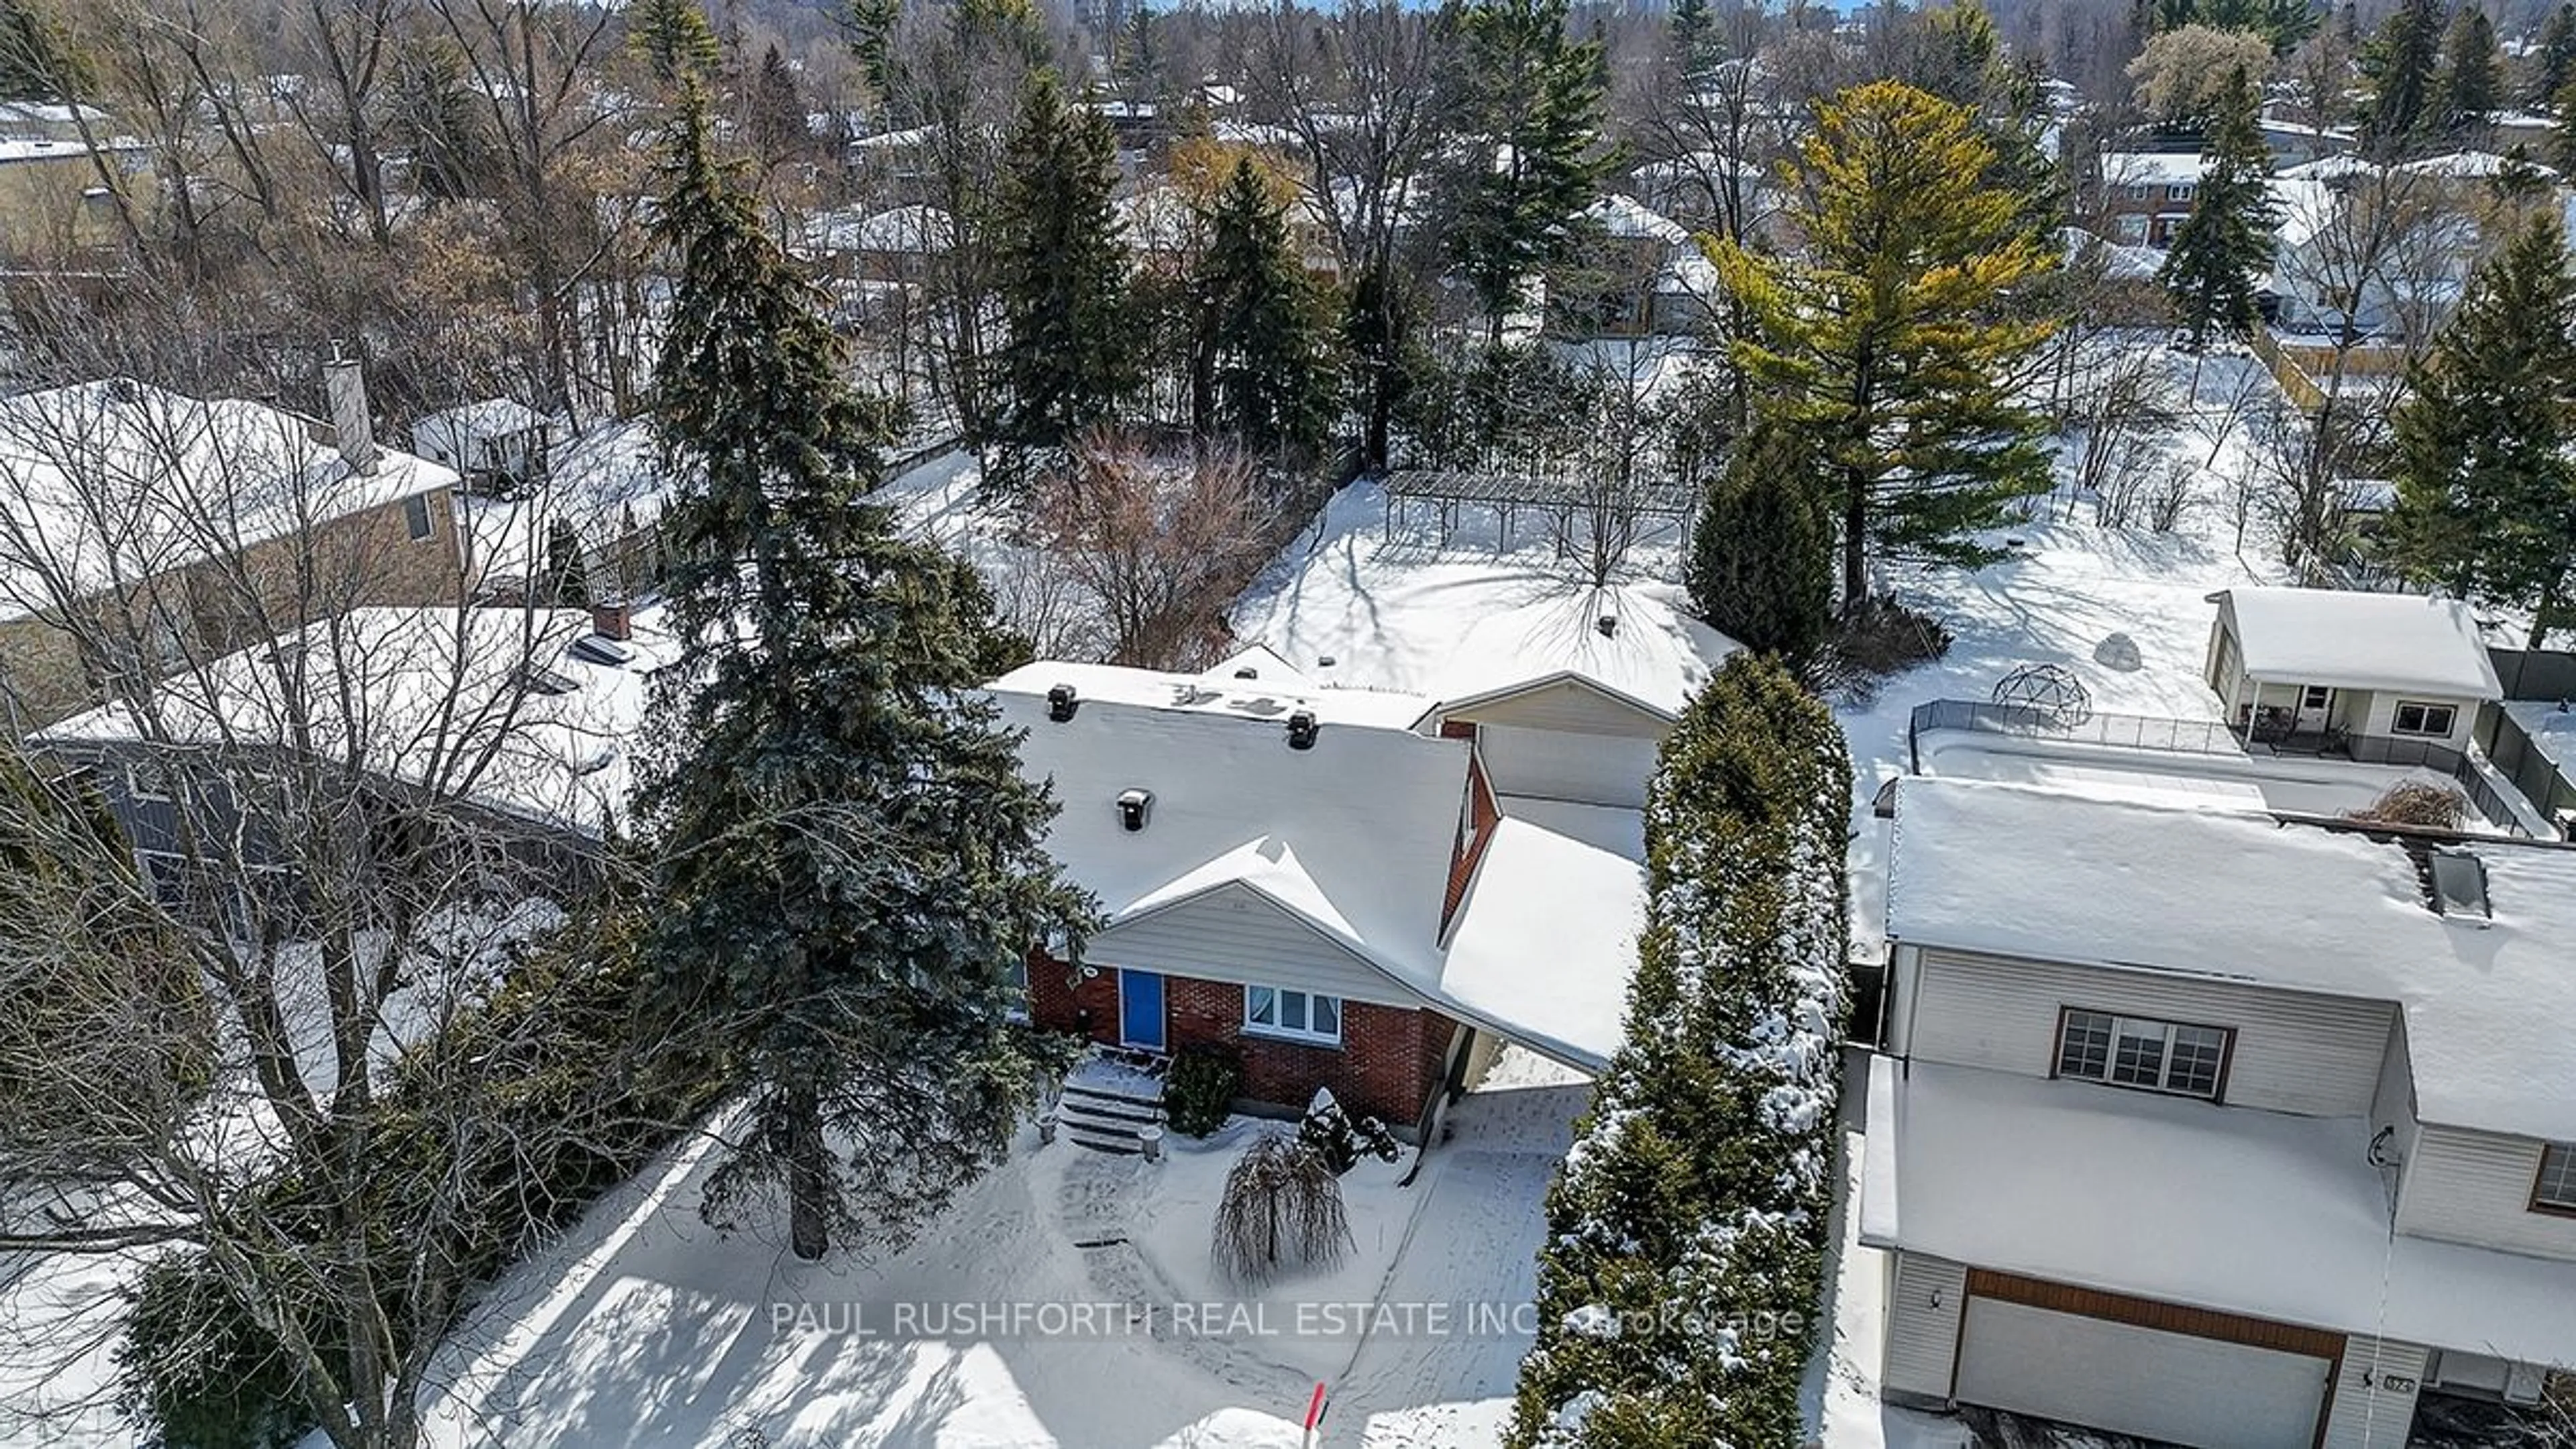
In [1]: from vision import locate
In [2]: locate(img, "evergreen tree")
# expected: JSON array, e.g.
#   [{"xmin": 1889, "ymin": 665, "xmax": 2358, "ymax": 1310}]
[
  {"xmin": 544, "ymin": 516, "xmax": 591, "ymax": 608},
  {"xmin": 2361, "ymin": 0, "xmax": 2444, "ymax": 151},
  {"xmin": 1191, "ymin": 158, "xmax": 1336, "ymax": 460},
  {"xmin": 1711, "ymin": 80, "xmax": 2058, "ymax": 612},
  {"xmin": 2151, "ymin": 0, "xmax": 2318, "ymax": 54},
  {"xmin": 2430, "ymin": 5, "xmax": 2502, "ymax": 136},
  {"xmin": 627, "ymin": 0, "xmax": 718, "ymax": 89},
  {"xmin": 1684, "ymin": 425, "xmax": 1833, "ymax": 663},
  {"xmin": 2532, "ymin": 5, "xmax": 2576, "ymax": 109},
  {"xmin": 744, "ymin": 43, "xmax": 807, "ymax": 162},
  {"xmin": 990, "ymin": 70, "xmax": 1134, "ymax": 478},
  {"xmin": 640, "ymin": 87, "xmax": 1088, "ymax": 1260},
  {"xmin": 0, "ymin": 0, "xmax": 79, "ymax": 101},
  {"xmin": 388, "ymin": 37, "xmax": 496, "ymax": 201},
  {"xmin": 2388, "ymin": 215, "xmax": 2576, "ymax": 648},
  {"xmin": 2159, "ymin": 65, "xmax": 2283, "ymax": 350},
  {"xmin": 1445, "ymin": 0, "xmax": 1615, "ymax": 341}
]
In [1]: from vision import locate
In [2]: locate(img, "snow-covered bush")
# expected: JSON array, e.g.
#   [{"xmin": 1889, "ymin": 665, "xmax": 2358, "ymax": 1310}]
[
  {"xmin": 1212, "ymin": 1131, "xmax": 1350, "ymax": 1282},
  {"xmin": 1509, "ymin": 653, "xmax": 1854, "ymax": 1448},
  {"xmin": 1297, "ymin": 1087, "xmax": 1400, "ymax": 1175}
]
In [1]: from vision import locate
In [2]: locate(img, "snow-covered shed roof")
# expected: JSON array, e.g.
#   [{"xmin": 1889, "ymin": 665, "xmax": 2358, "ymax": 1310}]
[
  {"xmin": 1861, "ymin": 1058, "xmax": 2576, "ymax": 1366},
  {"xmin": 1417, "ymin": 582, "xmax": 1739, "ymax": 720},
  {"xmin": 0, "ymin": 380, "xmax": 459, "ymax": 623},
  {"xmin": 2214, "ymin": 586, "xmax": 2502, "ymax": 699},
  {"xmin": 989, "ymin": 661, "xmax": 1466, "ymax": 985},
  {"xmin": 1582, "ymin": 193, "xmax": 1687, "ymax": 245},
  {"xmin": 412, "ymin": 398, "xmax": 547, "ymax": 460},
  {"xmin": 2100, "ymin": 151, "xmax": 2210, "ymax": 186},
  {"xmin": 1886, "ymin": 777, "xmax": 2576, "ymax": 1138},
  {"xmin": 39, "ymin": 605, "xmax": 665, "ymax": 837},
  {"xmin": 2060, "ymin": 225, "xmax": 2161, "ymax": 282},
  {"xmin": 457, "ymin": 419, "xmax": 680, "ymax": 592}
]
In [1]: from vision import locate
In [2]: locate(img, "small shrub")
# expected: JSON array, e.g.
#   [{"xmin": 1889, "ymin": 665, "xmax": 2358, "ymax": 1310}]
[
  {"xmin": 119, "ymin": 1256, "xmax": 309, "ymax": 1449},
  {"xmin": 2346, "ymin": 780, "xmax": 2470, "ymax": 830},
  {"xmin": 1297, "ymin": 1087, "xmax": 1399, "ymax": 1175},
  {"xmin": 1815, "ymin": 595, "xmax": 1953, "ymax": 702},
  {"xmin": 1163, "ymin": 1043, "xmax": 1242, "ymax": 1137},
  {"xmin": 1212, "ymin": 1132, "xmax": 1350, "ymax": 1283}
]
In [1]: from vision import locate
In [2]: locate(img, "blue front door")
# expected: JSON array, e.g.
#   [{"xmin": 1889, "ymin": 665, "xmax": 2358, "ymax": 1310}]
[{"xmin": 1118, "ymin": 969, "xmax": 1165, "ymax": 1049}]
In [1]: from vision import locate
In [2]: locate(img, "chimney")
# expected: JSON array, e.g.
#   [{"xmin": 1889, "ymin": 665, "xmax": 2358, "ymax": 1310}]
[
  {"xmin": 325, "ymin": 351, "xmax": 380, "ymax": 474},
  {"xmin": 1046, "ymin": 683, "xmax": 1079, "ymax": 722},
  {"xmin": 589, "ymin": 599, "xmax": 631, "ymax": 641}
]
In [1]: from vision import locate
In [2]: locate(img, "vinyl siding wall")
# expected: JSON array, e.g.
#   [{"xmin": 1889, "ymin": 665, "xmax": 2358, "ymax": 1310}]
[
  {"xmin": 1882, "ymin": 1252, "xmax": 1967, "ymax": 1403},
  {"xmin": 1087, "ymin": 882, "xmax": 1418, "ymax": 1007},
  {"xmin": 1896, "ymin": 947, "xmax": 2396, "ymax": 1116},
  {"xmin": 1435, "ymin": 680, "xmax": 1670, "ymax": 739},
  {"xmin": 2320, "ymin": 1338, "xmax": 2428, "ymax": 1449},
  {"xmin": 2396, "ymin": 1126, "xmax": 2576, "ymax": 1261}
]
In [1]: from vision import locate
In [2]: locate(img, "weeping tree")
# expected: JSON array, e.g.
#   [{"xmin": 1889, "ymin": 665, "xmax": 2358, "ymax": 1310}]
[{"xmin": 1213, "ymin": 1132, "xmax": 1350, "ymax": 1282}]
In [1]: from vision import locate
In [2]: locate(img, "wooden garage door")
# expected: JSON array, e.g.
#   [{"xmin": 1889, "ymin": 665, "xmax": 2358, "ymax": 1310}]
[
  {"xmin": 1476, "ymin": 724, "xmax": 1658, "ymax": 809},
  {"xmin": 1955, "ymin": 1296, "xmax": 2332, "ymax": 1448}
]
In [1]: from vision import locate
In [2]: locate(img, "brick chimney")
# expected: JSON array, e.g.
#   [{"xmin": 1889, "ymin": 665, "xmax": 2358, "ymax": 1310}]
[
  {"xmin": 324, "ymin": 350, "xmax": 379, "ymax": 474},
  {"xmin": 589, "ymin": 599, "xmax": 631, "ymax": 641}
]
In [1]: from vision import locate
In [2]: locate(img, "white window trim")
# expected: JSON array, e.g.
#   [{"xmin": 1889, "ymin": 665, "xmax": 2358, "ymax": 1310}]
[
  {"xmin": 402, "ymin": 492, "xmax": 435, "ymax": 542},
  {"xmin": 2536, "ymin": 1142, "xmax": 2576, "ymax": 1214},
  {"xmin": 1243, "ymin": 984, "xmax": 1344, "ymax": 1046},
  {"xmin": 2057, "ymin": 1008, "xmax": 2229, "ymax": 1100},
  {"xmin": 2391, "ymin": 700, "xmax": 2457, "ymax": 737}
]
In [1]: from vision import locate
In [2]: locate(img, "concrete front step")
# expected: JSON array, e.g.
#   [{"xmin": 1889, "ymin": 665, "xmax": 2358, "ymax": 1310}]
[
  {"xmin": 1059, "ymin": 1085, "xmax": 1167, "ymax": 1124},
  {"xmin": 1065, "ymin": 1122, "xmax": 1148, "ymax": 1155}
]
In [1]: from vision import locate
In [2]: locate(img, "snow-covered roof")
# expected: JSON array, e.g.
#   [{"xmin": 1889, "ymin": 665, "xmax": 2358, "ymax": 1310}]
[
  {"xmin": 413, "ymin": 397, "xmax": 547, "ymax": 453},
  {"xmin": 458, "ymin": 419, "xmax": 681, "ymax": 590},
  {"xmin": 2398, "ymin": 148, "xmax": 2551, "ymax": 180},
  {"xmin": 0, "ymin": 380, "xmax": 459, "ymax": 623},
  {"xmin": 1886, "ymin": 777, "xmax": 2576, "ymax": 1138},
  {"xmin": 38, "ymin": 605, "xmax": 666, "ymax": 837},
  {"xmin": 1582, "ymin": 193, "xmax": 1686, "ymax": 245},
  {"xmin": 0, "ymin": 135, "xmax": 144, "ymax": 164},
  {"xmin": 2100, "ymin": 151, "xmax": 2210, "ymax": 187},
  {"xmin": 1438, "ymin": 816, "xmax": 1643, "ymax": 1069},
  {"xmin": 2216, "ymin": 586, "xmax": 2502, "ymax": 698},
  {"xmin": 2276, "ymin": 153, "xmax": 2376, "ymax": 182},
  {"xmin": 1419, "ymin": 583, "xmax": 1739, "ymax": 718},
  {"xmin": 1861, "ymin": 1058, "xmax": 2576, "ymax": 1366},
  {"xmin": 2060, "ymin": 225, "xmax": 2162, "ymax": 282},
  {"xmin": 1115, "ymin": 185, "xmax": 1200, "ymax": 252},
  {"xmin": 800, "ymin": 202, "xmax": 953, "ymax": 255},
  {"xmin": 989, "ymin": 661, "xmax": 1466, "ymax": 986}
]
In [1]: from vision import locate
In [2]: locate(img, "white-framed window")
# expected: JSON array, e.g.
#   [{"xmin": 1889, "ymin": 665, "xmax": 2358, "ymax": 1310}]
[
  {"xmin": 2536, "ymin": 1143, "xmax": 2576, "ymax": 1214},
  {"xmin": 2113, "ymin": 213, "xmax": 2149, "ymax": 244},
  {"xmin": 2118, "ymin": 182, "xmax": 2151, "ymax": 202},
  {"xmin": 1244, "ymin": 984, "xmax": 1342, "ymax": 1045},
  {"xmin": 2392, "ymin": 701, "xmax": 2457, "ymax": 737},
  {"xmin": 2056, "ymin": 1008, "xmax": 2229, "ymax": 1099},
  {"xmin": 2165, "ymin": 182, "xmax": 2196, "ymax": 203},
  {"xmin": 402, "ymin": 492, "xmax": 435, "ymax": 541}
]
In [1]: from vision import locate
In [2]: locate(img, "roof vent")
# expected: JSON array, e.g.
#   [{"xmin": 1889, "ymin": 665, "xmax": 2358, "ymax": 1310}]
[
  {"xmin": 2428, "ymin": 847, "xmax": 2491, "ymax": 924},
  {"xmin": 568, "ymin": 634, "xmax": 634, "ymax": 667},
  {"xmin": 1116, "ymin": 788, "xmax": 1153, "ymax": 832},
  {"xmin": 1234, "ymin": 665, "xmax": 1258, "ymax": 679},
  {"xmin": 1595, "ymin": 615, "xmax": 1617, "ymax": 638},
  {"xmin": 1287, "ymin": 709, "xmax": 1318, "ymax": 750},
  {"xmin": 1046, "ymin": 683, "xmax": 1079, "ymax": 722}
]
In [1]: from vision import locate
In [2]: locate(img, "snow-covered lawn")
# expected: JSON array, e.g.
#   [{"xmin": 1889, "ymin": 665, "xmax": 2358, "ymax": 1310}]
[{"xmin": 396, "ymin": 1055, "xmax": 1587, "ymax": 1448}]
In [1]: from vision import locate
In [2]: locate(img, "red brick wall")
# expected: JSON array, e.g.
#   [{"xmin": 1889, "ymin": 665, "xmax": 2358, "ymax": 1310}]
[
  {"xmin": 1029, "ymin": 950, "xmax": 1123, "ymax": 1042},
  {"xmin": 1442, "ymin": 751, "xmax": 1501, "ymax": 930}
]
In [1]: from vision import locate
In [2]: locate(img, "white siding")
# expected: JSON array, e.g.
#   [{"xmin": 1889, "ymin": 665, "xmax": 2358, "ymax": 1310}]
[
  {"xmin": 1089, "ymin": 883, "xmax": 1415, "ymax": 1006},
  {"xmin": 2320, "ymin": 1338, "xmax": 2427, "ymax": 1449},
  {"xmin": 2395, "ymin": 1126, "xmax": 2576, "ymax": 1260},
  {"xmin": 1882, "ymin": 1253, "xmax": 1966, "ymax": 1402},
  {"xmin": 1901, "ymin": 949, "xmax": 2396, "ymax": 1116},
  {"xmin": 2357, "ymin": 690, "xmax": 2477, "ymax": 749},
  {"xmin": 1441, "ymin": 679, "xmax": 1670, "ymax": 739},
  {"xmin": 1475, "ymin": 724, "xmax": 1659, "ymax": 809}
]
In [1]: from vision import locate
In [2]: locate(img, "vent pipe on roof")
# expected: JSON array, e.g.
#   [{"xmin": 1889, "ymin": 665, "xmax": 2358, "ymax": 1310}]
[
  {"xmin": 1117, "ymin": 788, "xmax": 1152, "ymax": 832},
  {"xmin": 1047, "ymin": 684, "xmax": 1079, "ymax": 722},
  {"xmin": 1595, "ymin": 615, "xmax": 1617, "ymax": 638},
  {"xmin": 1287, "ymin": 709, "xmax": 1318, "ymax": 750}
]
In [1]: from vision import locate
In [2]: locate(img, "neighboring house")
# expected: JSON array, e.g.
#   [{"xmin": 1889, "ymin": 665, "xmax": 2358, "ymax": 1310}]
[
  {"xmin": 2098, "ymin": 151, "xmax": 2210, "ymax": 247},
  {"xmin": 2265, "ymin": 150, "xmax": 2560, "ymax": 349},
  {"xmin": 2204, "ymin": 586, "xmax": 2502, "ymax": 755},
  {"xmin": 1866, "ymin": 775, "xmax": 2576, "ymax": 1447},
  {"xmin": 457, "ymin": 418, "xmax": 676, "ymax": 607},
  {"xmin": 0, "ymin": 127, "xmax": 152, "ymax": 261},
  {"xmin": 0, "ymin": 371, "xmax": 466, "ymax": 733},
  {"xmin": 794, "ymin": 203, "xmax": 953, "ymax": 284},
  {"xmin": 994, "ymin": 651, "xmax": 1648, "ymax": 1135},
  {"xmin": 410, "ymin": 398, "xmax": 551, "ymax": 497}
]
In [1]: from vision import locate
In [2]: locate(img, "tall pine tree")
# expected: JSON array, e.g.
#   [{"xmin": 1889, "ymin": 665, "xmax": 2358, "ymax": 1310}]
[
  {"xmin": 641, "ymin": 87, "xmax": 1089, "ymax": 1260},
  {"xmin": 627, "ymin": 0, "xmax": 718, "ymax": 89},
  {"xmin": 1685, "ymin": 424, "xmax": 1833, "ymax": 663},
  {"xmin": 2534, "ymin": 5, "xmax": 2576, "ymax": 110},
  {"xmin": 2388, "ymin": 214, "xmax": 2576, "ymax": 648},
  {"xmin": 1191, "ymin": 158, "xmax": 1336, "ymax": 461},
  {"xmin": 2430, "ymin": 5, "xmax": 2502, "ymax": 138},
  {"xmin": 2160, "ymin": 65, "xmax": 2282, "ymax": 351},
  {"xmin": 990, "ymin": 70, "xmax": 1134, "ymax": 481},
  {"xmin": 1446, "ymin": 0, "xmax": 1615, "ymax": 341},
  {"xmin": 1711, "ymin": 80, "xmax": 2057, "ymax": 611},
  {"xmin": 2361, "ymin": 0, "xmax": 2444, "ymax": 152}
]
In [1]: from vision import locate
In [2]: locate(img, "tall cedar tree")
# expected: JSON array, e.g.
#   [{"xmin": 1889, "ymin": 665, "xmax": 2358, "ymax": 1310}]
[
  {"xmin": 641, "ymin": 89, "xmax": 1089, "ymax": 1260},
  {"xmin": 1446, "ymin": 0, "xmax": 1615, "ymax": 341},
  {"xmin": 2431, "ymin": 5, "xmax": 2502, "ymax": 137},
  {"xmin": 1685, "ymin": 425, "xmax": 1833, "ymax": 663},
  {"xmin": 2388, "ymin": 215, "xmax": 2576, "ymax": 648},
  {"xmin": 2149, "ymin": 0, "xmax": 2318, "ymax": 54},
  {"xmin": 2363, "ymin": 0, "xmax": 2444, "ymax": 151},
  {"xmin": 628, "ymin": 0, "xmax": 719, "ymax": 87},
  {"xmin": 1712, "ymin": 80, "xmax": 2057, "ymax": 612},
  {"xmin": 991, "ymin": 71, "xmax": 1134, "ymax": 476},
  {"xmin": 1192, "ymin": 158, "xmax": 1336, "ymax": 460},
  {"xmin": 2160, "ymin": 66, "xmax": 2282, "ymax": 350},
  {"xmin": 2534, "ymin": 5, "xmax": 2576, "ymax": 109}
]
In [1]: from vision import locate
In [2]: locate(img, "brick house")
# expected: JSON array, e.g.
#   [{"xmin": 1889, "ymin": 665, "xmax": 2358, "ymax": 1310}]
[
  {"xmin": 993, "ymin": 649, "xmax": 1656, "ymax": 1136},
  {"xmin": 0, "ymin": 370, "xmax": 466, "ymax": 732},
  {"xmin": 2098, "ymin": 150, "xmax": 2210, "ymax": 248}
]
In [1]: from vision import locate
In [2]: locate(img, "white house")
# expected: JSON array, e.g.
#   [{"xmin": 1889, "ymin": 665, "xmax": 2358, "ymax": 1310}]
[
  {"xmin": 1866, "ymin": 776, "xmax": 2576, "ymax": 1446},
  {"xmin": 410, "ymin": 398, "xmax": 551, "ymax": 495},
  {"xmin": 2205, "ymin": 586, "xmax": 2502, "ymax": 753}
]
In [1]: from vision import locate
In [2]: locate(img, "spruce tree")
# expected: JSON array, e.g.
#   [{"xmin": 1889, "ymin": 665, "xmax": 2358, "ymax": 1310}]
[
  {"xmin": 1711, "ymin": 80, "xmax": 2057, "ymax": 612},
  {"xmin": 1446, "ymin": 0, "xmax": 1615, "ymax": 341},
  {"xmin": 627, "ymin": 0, "xmax": 718, "ymax": 89},
  {"xmin": 2160, "ymin": 65, "xmax": 2283, "ymax": 351},
  {"xmin": 640, "ymin": 87, "xmax": 1089, "ymax": 1260},
  {"xmin": 1191, "ymin": 158, "xmax": 1335, "ymax": 461},
  {"xmin": 2362, "ymin": 0, "xmax": 2444, "ymax": 151},
  {"xmin": 2388, "ymin": 214, "xmax": 2576, "ymax": 648},
  {"xmin": 990, "ymin": 70, "xmax": 1134, "ymax": 480},
  {"xmin": 2534, "ymin": 5, "xmax": 2576, "ymax": 110},
  {"xmin": 2430, "ymin": 5, "xmax": 2502, "ymax": 137},
  {"xmin": 1684, "ymin": 425, "xmax": 1833, "ymax": 662}
]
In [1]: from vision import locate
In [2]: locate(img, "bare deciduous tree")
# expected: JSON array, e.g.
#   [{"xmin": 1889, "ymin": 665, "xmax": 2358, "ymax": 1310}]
[
  {"xmin": 1034, "ymin": 431, "xmax": 1281, "ymax": 670},
  {"xmin": 1212, "ymin": 1131, "xmax": 1350, "ymax": 1283}
]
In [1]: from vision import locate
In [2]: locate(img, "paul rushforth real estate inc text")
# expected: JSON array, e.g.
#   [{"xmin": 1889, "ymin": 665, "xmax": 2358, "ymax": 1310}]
[{"xmin": 769, "ymin": 1299, "xmax": 1809, "ymax": 1341}]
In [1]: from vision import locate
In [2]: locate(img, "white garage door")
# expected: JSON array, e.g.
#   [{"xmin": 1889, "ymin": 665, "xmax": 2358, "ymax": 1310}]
[
  {"xmin": 1954, "ymin": 1297, "xmax": 2330, "ymax": 1449},
  {"xmin": 1477, "ymin": 725, "xmax": 1658, "ymax": 809}
]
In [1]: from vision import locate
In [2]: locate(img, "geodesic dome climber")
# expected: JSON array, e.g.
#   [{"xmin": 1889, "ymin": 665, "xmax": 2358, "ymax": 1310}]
[{"xmin": 1990, "ymin": 661, "xmax": 2093, "ymax": 727}]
